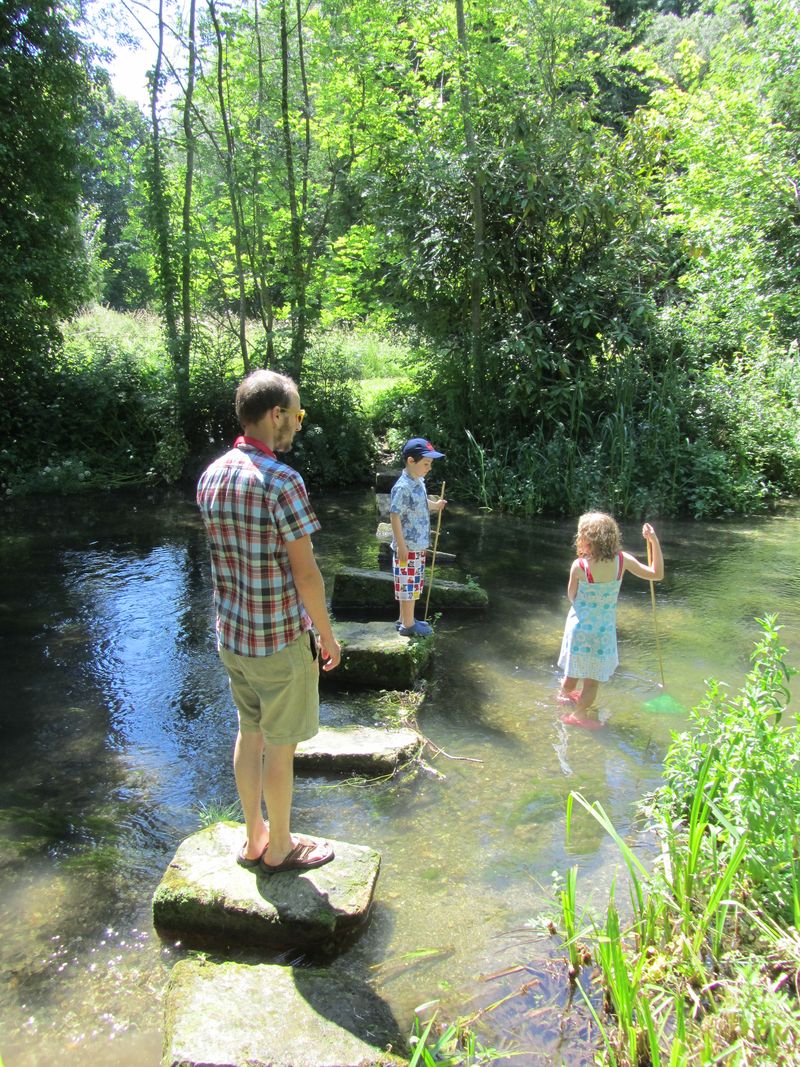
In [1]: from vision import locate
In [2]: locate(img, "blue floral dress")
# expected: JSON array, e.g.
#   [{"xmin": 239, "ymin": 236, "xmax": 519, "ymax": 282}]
[{"xmin": 558, "ymin": 554, "xmax": 624, "ymax": 682}]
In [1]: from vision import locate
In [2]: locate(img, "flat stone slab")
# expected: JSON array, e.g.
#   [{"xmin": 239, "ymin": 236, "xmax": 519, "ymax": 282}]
[
  {"xmin": 296, "ymin": 726, "xmax": 423, "ymax": 773},
  {"xmin": 322, "ymin": 620, "xmax": 432, "ymax": 688},
  {"xmin": 153, "ymin": 822, "xmax": 379, "ymax": 949},
  {"xmin": 163, "ymin": 958, "xmax": 405, "ymax": 1067},
  {"xmin": 331, "ymin": 566, "xmax": 488, "ymax": 616}
]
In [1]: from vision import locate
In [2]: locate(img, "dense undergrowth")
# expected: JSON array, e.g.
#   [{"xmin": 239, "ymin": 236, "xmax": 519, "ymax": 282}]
[{"xmin": 2, "ymin": 306, "xmax": 799, "ymax": 519}]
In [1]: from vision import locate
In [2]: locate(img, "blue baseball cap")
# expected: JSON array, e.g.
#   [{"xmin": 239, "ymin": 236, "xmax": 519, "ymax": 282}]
[{"xmin": 402, "ymin": 437, "xmax": 445, "ymax": 461}]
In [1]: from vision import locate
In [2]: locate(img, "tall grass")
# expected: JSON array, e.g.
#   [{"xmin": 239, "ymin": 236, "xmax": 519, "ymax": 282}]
[{"xmin": 558, "ymin": 617, "xmax": 800, "ymax": 1063}]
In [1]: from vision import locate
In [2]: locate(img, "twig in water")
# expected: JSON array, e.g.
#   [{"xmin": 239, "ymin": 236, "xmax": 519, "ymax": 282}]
[{"xmin": 423, "ymin": 738, "xmax": 484, "ymax": 764}]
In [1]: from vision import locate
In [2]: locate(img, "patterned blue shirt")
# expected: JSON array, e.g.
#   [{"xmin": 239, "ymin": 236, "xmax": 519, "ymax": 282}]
[{"xmin": 390, "ymin": 470, "xmax": 430, "ymax": 551}]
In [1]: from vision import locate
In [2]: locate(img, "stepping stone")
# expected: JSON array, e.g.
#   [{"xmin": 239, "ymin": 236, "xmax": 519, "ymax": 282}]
[
  {"xmin": 163, "ymin": 957, "xmax": 405, "ymax": 1067},
  {"xmin": 153, "ymin": 822, "xmax": 379, "ymax": 950},
  {"xmin": 322, "ymin": 620, "xmax": 432, "ymax": 689},
  {"xmin": 331, "ymin": 566, "xmax": 488, "ymax": 615},
  {"xmin": 296, "ymin": 725, "xmax": 423, "ymax": 774}
]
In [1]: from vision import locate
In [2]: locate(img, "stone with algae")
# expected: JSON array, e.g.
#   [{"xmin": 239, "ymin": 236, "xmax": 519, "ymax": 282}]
[
  {"xmin": 331, "ymin": 566, "xmax": 488, "ymax": 615},
  {"xmin": 153, "ymin": 821, "xmax": 380, "ymax": 950},
  {"xmin": 162, "ymin": 957, "xmax": 405, "ymax": 1067},
  {"xmin": 320, "ymin": 620, "xmax": 432, "ymax": 689},
  {"xmin": 296, "ymin": 725, "xmax": 422, "ymax": 774}
]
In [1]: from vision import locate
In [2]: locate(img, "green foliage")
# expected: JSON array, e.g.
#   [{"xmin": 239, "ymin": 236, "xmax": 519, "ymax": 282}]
[
  {"xmin": 0, "ymin": 1, "xmax": 91, "ymax": 331},
  {"xmin": 5, "ymin": 0, "xmax": 800, "ymax": 515},
  {"xmin": 3, "ymin": 307, "xmax": 178, "ymax": 495},
  {"xmin": 291, "ymin": 334, "xmax": 378, "ymax": 489},
  {"xmin": 561, "ymin": 617, "xmax": 800, "ymax": 1063},
  {"xmin": 0, "ymin": 0, "xmax": 93, "ymax": 456},
  {"xmin": 408, "ymin": 1012, "xmax": 507, "ymax": 1066},
  {"xmin": 648, "ymin": 0, "xmax": 800, "ymax": 361},
  {"xmin": 195, "ymin": 799, "xmax": 241, "ymax": 828},
  {"xmin": 657, "ymin": 615, "xmax": 800, "ymax": 924},
  {"xmin": 2, "ymin": 308, "xmax": 381, "ymax": 496},
  {"xmin": 78, "ymin": 78, "xmax": 155, "ymax": 310}
]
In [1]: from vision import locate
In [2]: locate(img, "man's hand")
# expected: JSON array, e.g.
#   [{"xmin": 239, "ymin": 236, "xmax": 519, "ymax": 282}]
[{"xmin": 319, "ymin": 633, "xmax": 341, "ymax": 671}]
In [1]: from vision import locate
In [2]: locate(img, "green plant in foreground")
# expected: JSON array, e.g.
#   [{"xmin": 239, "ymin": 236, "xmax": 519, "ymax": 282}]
[
  {"xmin": 408, "ymin": 1013, "xmax": 507, "ymax": 1066},
  {"xmin": 560, "ymin": 617, "xmax": 800, "ymax": 1064},
  {"xmin": 195, "ymin": 798, "xmax": 241, "ymax": 827}
]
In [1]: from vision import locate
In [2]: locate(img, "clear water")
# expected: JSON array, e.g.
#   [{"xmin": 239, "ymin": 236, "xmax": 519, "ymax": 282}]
[{"xmin": 1, "ymin": 489, "xmax": 798, "ymax": 1066}]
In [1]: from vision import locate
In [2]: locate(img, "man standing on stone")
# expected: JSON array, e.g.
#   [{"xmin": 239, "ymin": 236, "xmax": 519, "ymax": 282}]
[{"xmin": 197, "ymin": 370, "xmax": 340, "ymax": 874}]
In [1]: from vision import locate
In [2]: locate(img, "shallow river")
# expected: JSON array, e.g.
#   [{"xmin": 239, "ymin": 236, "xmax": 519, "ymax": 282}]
[{"xmin": 1, "ymin": 489, "xmax": 799, "ymax": 1066}]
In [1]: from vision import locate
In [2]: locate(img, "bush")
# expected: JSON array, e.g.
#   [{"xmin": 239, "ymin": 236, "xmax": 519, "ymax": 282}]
[
  {"xmin": 656, "ymin": 615, "xmax": 800, "ymax": 925},
  {"xmin": 290, "ymin": 334, "xmax": 378, "ymax": 489},
  {"xmin": 3, "ymin": 306, "xmax": 178, "ymax": 496}
]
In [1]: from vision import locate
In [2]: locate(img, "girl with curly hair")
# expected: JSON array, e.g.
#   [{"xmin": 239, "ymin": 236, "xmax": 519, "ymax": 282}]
[{"xmin": 558, "ymin": 512, "xmax": 663, "ymax": 727}]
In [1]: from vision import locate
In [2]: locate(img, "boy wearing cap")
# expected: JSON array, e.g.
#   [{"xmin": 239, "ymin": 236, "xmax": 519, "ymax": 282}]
[{"xmin": 390, "ymin": 438, "xmax": 447, "ymax": 637}]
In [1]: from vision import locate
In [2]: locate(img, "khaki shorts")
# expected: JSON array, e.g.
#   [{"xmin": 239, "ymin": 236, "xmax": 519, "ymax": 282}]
[{"xmin": 219, "ymin": 631, "xmax": 320, "ymax": 745}]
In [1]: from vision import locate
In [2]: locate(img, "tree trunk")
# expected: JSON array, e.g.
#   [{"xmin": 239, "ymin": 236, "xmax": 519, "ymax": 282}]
[
  {"xmin": 246, "ymin": 0, "xmax": 274, "ymax": 362},
  {"xmin": 208, "ymin": 0, "xmax": 250, "ymax": 372},
  {"xmin": 455, "ymin": 0, "xmax": 485, "ymax": 415},
  {"xmin": 280, "ymin": 0, "xmax": 306, "ymax": 382},
  {"xmin": 179, "ymin": 0, "xmax": 197, "ymax": 424},
  {"xmin": 149, "ymin": 0, "xmax": 182, "ymax": 395}
]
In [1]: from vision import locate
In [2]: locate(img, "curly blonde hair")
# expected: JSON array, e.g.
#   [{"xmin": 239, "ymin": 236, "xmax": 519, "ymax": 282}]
[{"xmin": 575, "ymin": 511, "xmax": 621, "ymax": 561}]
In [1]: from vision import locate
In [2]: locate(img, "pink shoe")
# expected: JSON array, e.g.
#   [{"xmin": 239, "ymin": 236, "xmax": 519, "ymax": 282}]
[
  {"xmin": 556, "ymin": 690, "xmax": 580, "ymax": 705},
  {"xmin": 561, "ymin": 713, "xmax": 604, "ymax": 730}
]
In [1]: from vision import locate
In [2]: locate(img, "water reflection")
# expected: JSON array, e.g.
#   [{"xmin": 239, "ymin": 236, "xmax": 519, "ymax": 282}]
[{"xmin": 0, "ymin": 490, "xmax": 798, "ymax": 1065}]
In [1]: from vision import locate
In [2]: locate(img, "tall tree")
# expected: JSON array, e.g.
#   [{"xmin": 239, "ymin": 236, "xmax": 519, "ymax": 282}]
[
  {"xmin": 454, "ymin": 0, "xmax": 486, "ymax": 414},
  {"xmin": 280, "ymin": 0, "xmax": 307, "ymax": 380},
  {"xmin": 179, "ymin": 0, "xmax": 197, "ymax": 415},
  {"xmin": 146, "ymin": 0, "xmax": 182, "ymax": 394},
  {"xmin": 0, "ymin": 0, "xmax": 90, "ymax": 454},
  {"xmin": 208, "ymin": 0, "xmax": 250, "ymax": 370},
  {"xmin": 0, "ymin": 0, "xmax": 89, "ymax": 356}
]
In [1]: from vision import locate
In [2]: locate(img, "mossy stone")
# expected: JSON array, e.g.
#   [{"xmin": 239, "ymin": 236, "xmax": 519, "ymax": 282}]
[
  {"xmin": 295, "ymin": 725, "xmax": 422, "ymax": 773},
  {"xmin": 322, "ymin": 621, "xmax": 432, "ymax": 689},
  {"xmin": 331, "ymin": 566, "xmax": 488, "ymax": 616},
  {"xmin": 162, "ymin": 957, "xmax": 406, "ymax": 1067},
  {"xmin": 152, "ymin": 822, "xmax": 380, "ymax": 950}
]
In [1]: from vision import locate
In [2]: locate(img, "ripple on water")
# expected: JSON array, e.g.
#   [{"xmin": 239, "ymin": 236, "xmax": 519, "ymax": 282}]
[{"xmin": 1, "ymin": 491, "xmax": 799, "ymax": 1064}]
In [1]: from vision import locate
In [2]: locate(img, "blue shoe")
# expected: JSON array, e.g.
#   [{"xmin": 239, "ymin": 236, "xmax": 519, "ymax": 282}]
[
  {"xmin": 398, "ymin": 620, "xmax": 433, "ymax": 638},
  {"xmin": 395, "ymin": 619, "xmax": 402, "ymax": 630}
]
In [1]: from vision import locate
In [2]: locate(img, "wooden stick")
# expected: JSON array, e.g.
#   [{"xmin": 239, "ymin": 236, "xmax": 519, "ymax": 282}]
[
  {"xmin": 648, "ymin": 538, "xmax": 666, "ymax": 687},
  {"xmin": 423, "ymin": 480, "xmax": 446, "ymax": 621}
]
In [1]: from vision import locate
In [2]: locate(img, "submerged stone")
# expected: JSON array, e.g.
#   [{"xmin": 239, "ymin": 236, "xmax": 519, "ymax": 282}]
[
  {"xmin": 322, "ymin": 620, "xmax": 432, "ymax": 689},
  {"xmin": 331, "ymin": 566, "xmax": 488, "ymax": 615},
  {"xmin": 296, "ymin": 725, "xmax": 422, "ymax": 774},
  {"xmin": 162, "ymin": 957, "xmax": 405, "ymax": 1067},
  {"xmin": 152, "ymin": 821, "xmax": 379, "ymax": 950}
]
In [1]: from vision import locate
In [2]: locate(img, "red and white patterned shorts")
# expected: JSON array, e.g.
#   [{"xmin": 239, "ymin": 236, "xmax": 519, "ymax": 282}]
[{"xmin": 393, "ymin": 550, "xmax": 426, "ymax": 601}]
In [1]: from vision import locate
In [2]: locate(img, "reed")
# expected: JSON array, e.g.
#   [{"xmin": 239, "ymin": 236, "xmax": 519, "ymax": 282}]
[
  {"xmin": 408, "ymin": 1012, "xmax": 506, "ymax": 1066},
  {"xmin": 554, "ymin": 618, "xmax": 800, "ymax": 1063}
]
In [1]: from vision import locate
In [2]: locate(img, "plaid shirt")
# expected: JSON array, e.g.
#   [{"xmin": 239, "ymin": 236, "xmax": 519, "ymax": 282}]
[{"xmin": 197, "ymin": 439, "xmax": 321, "ymax": 656}]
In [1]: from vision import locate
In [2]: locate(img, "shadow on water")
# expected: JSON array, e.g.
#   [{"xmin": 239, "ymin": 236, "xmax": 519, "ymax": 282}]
[{"xmin": 1, "ymin": 488, "xmax": 799, "ymax": 1065}]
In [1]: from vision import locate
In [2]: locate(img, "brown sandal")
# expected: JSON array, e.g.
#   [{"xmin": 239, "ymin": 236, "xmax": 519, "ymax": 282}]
[{"xmin": 259, "ymin": 840, "xmax": 334, "ymax": 875}]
